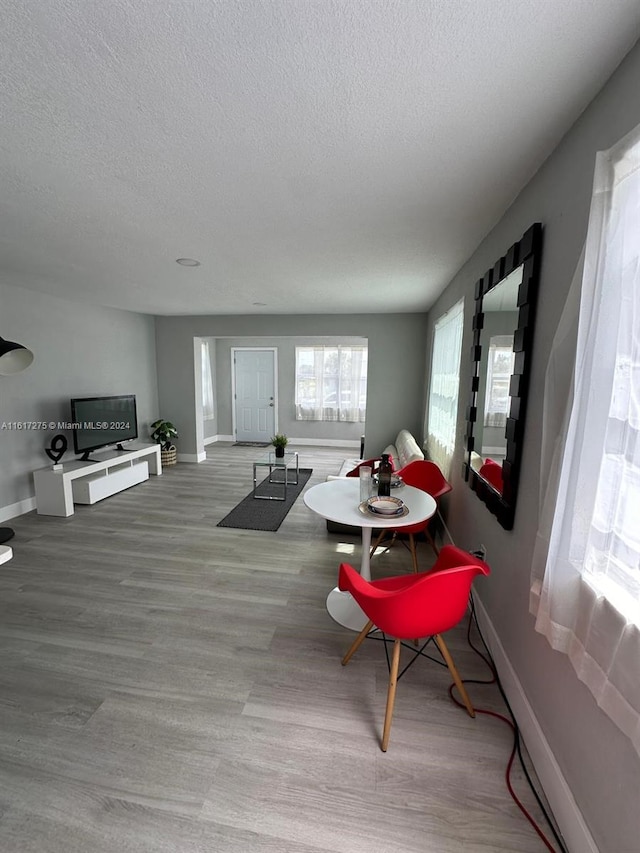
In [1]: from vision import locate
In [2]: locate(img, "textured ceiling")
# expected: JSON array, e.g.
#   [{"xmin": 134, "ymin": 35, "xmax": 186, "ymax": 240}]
[{"xmin": 1, "ymin": 1, "xmax": 639, "ymax": 316}]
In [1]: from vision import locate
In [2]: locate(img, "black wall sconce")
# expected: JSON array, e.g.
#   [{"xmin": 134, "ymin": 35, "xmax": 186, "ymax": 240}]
[{"xmin": 0, "ymin": 336, "xmax": 34, "ymax": 376}]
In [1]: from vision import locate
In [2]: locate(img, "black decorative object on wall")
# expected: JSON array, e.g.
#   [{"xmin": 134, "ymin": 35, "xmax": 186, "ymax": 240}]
[
  {"xmin": 0, "ymin": 333, "xmax": 34, "ymax": 544},
  {"xmin": 0, "ymin": 336, "xmax": 34, "ymax": 375},
  {"xmin": 45, "ymin": 434, "xmax": 68, "ymax": 465},
  {"xmin": 464, "ymin": 223, "xmax": 543, "ymax": 530}
]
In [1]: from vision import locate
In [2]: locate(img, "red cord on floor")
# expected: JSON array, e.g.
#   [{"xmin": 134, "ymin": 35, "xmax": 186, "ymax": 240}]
[{"xmin": 448, "ymin": 681, "xmax": 559, "ymax": 853}]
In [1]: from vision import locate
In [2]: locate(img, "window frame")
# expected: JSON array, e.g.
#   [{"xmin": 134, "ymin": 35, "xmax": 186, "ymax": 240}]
[
  {"xmin": 426, "ymin": 298, "xmax": 465, "ymax": 478},
  {"xmin": 294, "ymin": 345, "xmax": 368, "ymax": 423}
]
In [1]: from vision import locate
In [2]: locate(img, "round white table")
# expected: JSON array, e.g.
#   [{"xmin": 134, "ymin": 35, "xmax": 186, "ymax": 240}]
[
  {"xmin": 0, "ymin": 545, "xmax": 13, "ymax": 565},
  {"xmin": 304, "ymin": 478, "xmax": 436, "ymax": 631}
]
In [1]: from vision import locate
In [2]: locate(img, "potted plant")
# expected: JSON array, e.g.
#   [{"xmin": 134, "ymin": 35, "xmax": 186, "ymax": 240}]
[
  {"xmin": 150, "ymin": 419, "xmax": 178, "ymax": 467},
  {"xmin": 271, "ymin": 433, "xmax": 288, "ymax": 458}
]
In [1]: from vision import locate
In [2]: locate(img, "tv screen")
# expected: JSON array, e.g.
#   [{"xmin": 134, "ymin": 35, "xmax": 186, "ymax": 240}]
[{"xmin": 70, "ymin": 395, "xmax": 138, "ymax": 459}]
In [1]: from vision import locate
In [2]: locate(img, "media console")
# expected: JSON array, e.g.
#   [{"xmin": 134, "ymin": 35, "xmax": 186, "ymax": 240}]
[{"xmin": 33, "ymin": 443, "xmax": 161, "ymax": 517}]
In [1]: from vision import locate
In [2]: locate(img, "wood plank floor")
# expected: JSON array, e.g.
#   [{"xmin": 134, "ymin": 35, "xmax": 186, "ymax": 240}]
[{"xmin": 0, "ymin": 443, "xmax": 555, "ymax": 852}]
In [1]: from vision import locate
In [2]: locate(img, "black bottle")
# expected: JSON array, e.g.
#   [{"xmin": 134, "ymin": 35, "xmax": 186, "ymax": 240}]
[{"xmin": 377, "ymin": 453, "xmax": 392, "ymax": 497}]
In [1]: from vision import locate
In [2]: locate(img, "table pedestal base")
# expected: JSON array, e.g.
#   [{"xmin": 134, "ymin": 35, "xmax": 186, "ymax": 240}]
[{"xmin": 326, "ymin": 588, "xmax": 369, "ymax": 632}]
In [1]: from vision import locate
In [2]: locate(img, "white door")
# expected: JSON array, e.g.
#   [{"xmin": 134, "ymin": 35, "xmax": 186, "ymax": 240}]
[{"xmin": 233, "ymin": 349, "xmax": 276, "ymax": 442}]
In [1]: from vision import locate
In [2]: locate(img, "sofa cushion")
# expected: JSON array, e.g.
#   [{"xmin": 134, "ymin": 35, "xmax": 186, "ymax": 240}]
[{"xmin": 389, "ymin": 429, "xmax": 424, "ymax": 470}]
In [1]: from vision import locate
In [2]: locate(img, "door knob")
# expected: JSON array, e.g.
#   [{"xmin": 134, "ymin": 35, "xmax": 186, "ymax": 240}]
[{"xmin": 269, "ymin": 402, "xmax": 274, "ymax": 407}]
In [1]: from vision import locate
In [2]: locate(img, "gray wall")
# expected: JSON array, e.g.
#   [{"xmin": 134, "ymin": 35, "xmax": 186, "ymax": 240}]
[
  {"xmin": 0, "ymin": 282, "xmax": 158, "ymax": 511},
  {"xmin": 424, "ymin": 39, "xmax": 640, "ymax": 853},
  {"xmin": 155, "ymin": 314, "xmax": 428, "ymax": 457},
  {"xmin": 214, "ymin": 336, "xmax": 368, "ymax": 443}
]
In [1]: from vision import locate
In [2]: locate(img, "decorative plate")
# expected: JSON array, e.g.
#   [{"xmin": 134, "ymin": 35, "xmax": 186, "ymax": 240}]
[
  {"xmin": 358, "ymin": 500, "xmax": 409, "ymax": 519},
  {"xmin": 366, "ymin": 496, "xmax": 405, "ymax": 515}
]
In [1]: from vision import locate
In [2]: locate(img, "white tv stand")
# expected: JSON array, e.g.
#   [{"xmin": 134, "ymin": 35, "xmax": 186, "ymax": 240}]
[{"xmin": 33, "ymin": 443, "xmax": 162, "ymax": 517}]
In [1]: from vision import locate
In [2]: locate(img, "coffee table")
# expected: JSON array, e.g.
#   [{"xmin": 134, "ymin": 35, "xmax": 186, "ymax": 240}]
[{"xmin": 253, "ymin": 451, "xmax": 299, "ymax": 501}]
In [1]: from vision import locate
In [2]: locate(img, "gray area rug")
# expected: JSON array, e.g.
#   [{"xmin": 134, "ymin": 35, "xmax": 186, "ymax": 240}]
[{"xmin": 217, "ymin": 468, "xmax": 313, "ymax": 531}]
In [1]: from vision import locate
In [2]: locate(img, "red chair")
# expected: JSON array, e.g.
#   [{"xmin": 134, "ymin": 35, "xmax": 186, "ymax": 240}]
[
  {"xmin": 479, "ymin": 458, "xmax": 503, "ymax": 493},
  {"xmin": 370, "ymin": 460, "xmax": 452, "ymax": 572},
  {"xmin": 346, "ymin": 456, "xmax": 396, "ymax": 477},
  {"xmin": 339, "ymin": 545, "xmax": 490, "ymax": 751}
]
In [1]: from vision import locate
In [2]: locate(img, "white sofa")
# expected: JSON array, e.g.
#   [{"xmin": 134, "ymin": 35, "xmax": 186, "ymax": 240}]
[
  {"xmin": 328, "ymin": 429, "xmax": 425, "ymax": 480},
  {"xmin": 381, "ymin": 429, "xmax": 425, "ymax": 471}
]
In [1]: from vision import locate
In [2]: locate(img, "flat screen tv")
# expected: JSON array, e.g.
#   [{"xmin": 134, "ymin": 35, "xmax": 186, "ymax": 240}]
[{"xmin": 70, "ymin": 395, "xmax": 138, "ymax": 460}]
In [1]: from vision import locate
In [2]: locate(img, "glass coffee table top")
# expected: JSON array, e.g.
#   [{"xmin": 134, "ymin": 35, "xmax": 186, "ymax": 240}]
[{"xmin": 254, "ymin": 450, "xmax": 297, "ymax": 467}]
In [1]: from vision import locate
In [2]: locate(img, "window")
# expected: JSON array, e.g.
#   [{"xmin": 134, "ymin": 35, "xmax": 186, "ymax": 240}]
[
  {"xmin": 426, "ymin": 299, "xmax": 464, "ymax": 477},
  {"xmin": 295, "ymin": 346, "xmax": 367, "ymax": 422},
  {"xmin": 201, "ymin": 340, "xmax": 214, "ymax": 420},
  {"xmin": 532, "ymin": 124, "xmax": 640, "ymax": 754},
  {"xmin": 483, "ymin": 335, "xmax": 515, "ymax": 428}
]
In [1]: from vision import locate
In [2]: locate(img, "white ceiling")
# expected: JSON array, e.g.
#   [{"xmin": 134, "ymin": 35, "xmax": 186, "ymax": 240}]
[{"xmin": 1, "ymin": 1, "xmax": 639, "ymax": 317}]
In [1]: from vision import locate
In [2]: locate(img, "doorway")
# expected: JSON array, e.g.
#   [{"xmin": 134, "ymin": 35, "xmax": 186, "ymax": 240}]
[{"xmin": 232, "ymin": 348, "xmax": 277, "ymax": 443}]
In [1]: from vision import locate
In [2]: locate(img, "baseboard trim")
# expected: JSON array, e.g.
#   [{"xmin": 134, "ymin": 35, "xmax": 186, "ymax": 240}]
[
  {"xmin": 287, "ymin": 437, "xmax": 360, "ymax": 448},
  {"xmin": 0, "ymin": 497, "xmax": 37, "ymax": 523},
  {"xmin": 177, "ymin": 452, "xmax": 207, "ymax": 463},
  {"xmin": 473, "ymin": 595, "xmax": 597, "ymax": 853},
  {"xmin": 205, "ymin": 436, "xmax": 360, "ymax": 449}
]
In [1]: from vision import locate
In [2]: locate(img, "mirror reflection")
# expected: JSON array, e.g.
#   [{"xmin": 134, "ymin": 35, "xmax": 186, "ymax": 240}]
[
  {"xmin": 472, "ymin": 266, "xmax": 523, "ymax": 491},
  {"xmin": 465, "ymin": 223, "xmax": 542, "ymax": 530}
]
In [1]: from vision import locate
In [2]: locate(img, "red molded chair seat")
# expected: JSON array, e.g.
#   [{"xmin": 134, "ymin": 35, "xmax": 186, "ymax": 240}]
[
  {"xmin": 479, "ymin": 458, "xmax": 503, "ymax": 493},
  {"xmin": 339, "ymin": 544, "xmax": 490, "ymax": 751},
  {"xmin": 370, "ymin": 459, "xmax": 452, "ymax": 572}
]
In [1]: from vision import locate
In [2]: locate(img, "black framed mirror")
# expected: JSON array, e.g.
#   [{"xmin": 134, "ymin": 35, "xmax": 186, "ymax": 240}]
[{"xmin": 464, "ymin": 223, "xmax": 543, "ymax": 530}]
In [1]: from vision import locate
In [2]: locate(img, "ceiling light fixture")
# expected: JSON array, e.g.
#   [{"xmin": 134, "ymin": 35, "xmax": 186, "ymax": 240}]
[{"xmin": 176, "ymin": 258, "xmax": 201, "ymax": 267}]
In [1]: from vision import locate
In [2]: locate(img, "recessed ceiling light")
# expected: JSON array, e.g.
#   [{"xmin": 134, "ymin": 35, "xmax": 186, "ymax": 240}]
[{"xmin": 176, "ymin": 258, "xmax": 201, "ymax": 267}]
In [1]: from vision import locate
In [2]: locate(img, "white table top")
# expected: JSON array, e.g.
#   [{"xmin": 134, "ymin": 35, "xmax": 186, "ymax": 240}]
[
  {"xmin": 304, "ymin": 477, "xmax": 436, "ymax": 528},
  {"xmin": 0, "ymin": 545, "xmax": 13, "ymax": 565}
]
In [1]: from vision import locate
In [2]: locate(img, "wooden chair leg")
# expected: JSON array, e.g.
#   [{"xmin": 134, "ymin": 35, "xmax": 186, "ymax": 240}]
[
  {"xmin": 408, "ymin": 534, "xmax": 419, "ymax": 573},
  {"xmin": 381, "ymin": 637, "xmax": 401, "ymax": 752},
  {"xmin": 426, "ymin": 528, "xmax": 440, "ymax": 558},
  {"xmin": 434, "ymin": 634, "xmax": 475, "ymax": 717},
  {"xmin": 370, "ymin": 530, "xmax": 387, "ymax": 559},
  {"xmin": 342, "ymin": 619, "xmax": 374, "ymax": 666}
]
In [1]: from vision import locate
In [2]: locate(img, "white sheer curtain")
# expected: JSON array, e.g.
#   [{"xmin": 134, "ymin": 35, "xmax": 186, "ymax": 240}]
[
  {"xmin": 201, "ymin": 340, "xmax": 214, "ymax": 420},
  {"xmin": 532, "ymin": 125, "xmax": 640, "ymax": 754},
  {"xmin": 484, "ymin": 335, "xmax": 515, "ymax": 428},
  {"xmin": 295, "ymin": 346, "xmax": 367, "ymax": 422},
  {"xmin": 426, "ymin": 299, "xmax": 464, "ymax": 478}
]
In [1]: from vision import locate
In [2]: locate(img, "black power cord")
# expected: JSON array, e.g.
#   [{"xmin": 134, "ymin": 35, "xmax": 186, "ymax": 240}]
[{"xmin": 459, "ymin": 589, "xmax": 570, "ymax": 853}]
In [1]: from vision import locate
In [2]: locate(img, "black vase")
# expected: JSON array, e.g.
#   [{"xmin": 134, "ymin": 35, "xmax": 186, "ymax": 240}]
[{"xmin": 274, "ymin": 445, "xmax": 285, "ymax": 458}]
